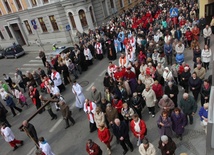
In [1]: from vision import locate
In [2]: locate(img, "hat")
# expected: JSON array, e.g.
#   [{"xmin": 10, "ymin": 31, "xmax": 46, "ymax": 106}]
[
  {"xmin": 106, "ymin": 103, "xmax": 111, "ymax": 107},
  {"xmin": 142, "ymin": 137, "xmax": 149, "ymax": 144},
  {"xmin": 164, "ymin": 67, "xmax": 169, "ymax": 71},
  {"xmin": 161, "ymin": 135, "xmax": 168, "ymax": 142}
]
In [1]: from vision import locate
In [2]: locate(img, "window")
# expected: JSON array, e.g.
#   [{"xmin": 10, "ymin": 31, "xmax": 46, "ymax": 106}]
[
  {"xmin": 43, "ymin": 0, "xmax": 48, "ymax": 4},
  {"xmin": 110, "ymin": 0, "xmax": 115, "ymax": 8},
  {"xmin": 15, "ymin": 0, "xmax": 22, "ymax": 10},
  {"xmin": 38, "ymin": 17, "xmax": 48, "ymax": 32},
  {"xmin": 4, "ymin": 0, "xmax": 12, "ymax": 13},
  {"xmin": 128, "ymin": 0, "xmax": 132, "ymax": 4},
  {"xmin": 89, "ymin": 7, "xmax": 95, "ymax": 23},
  {"xmin": 49, "ymin": 15, "xmax": 59, "ymax": 31},
  {"xmin": 68, "ymin": 12, "xmax": 76, "ymax": 29},
  {"xmin": 0, "ymin": 31, "xmax": 4, "ymax": 40},
  {"xmin": 5, "ymin": 26, "xmax": 13, "ymax": 38},
  {"xmin": 119, "ymin": 0, "xmax": 124, "ymax": 8},
  {"xmin": 24, "ymin": 20, "xmax": 32, "ymax": 34},
  {"xmin": 0, "ymin": 10, "xmax": 2, "ymax": 16},
  {"xmin": 79, "ymin": 10, "xmax": 88, "ymax": 27},
  {"xmin": 31, "ymin": 0, "xmax": 37, "ymax": 6}
]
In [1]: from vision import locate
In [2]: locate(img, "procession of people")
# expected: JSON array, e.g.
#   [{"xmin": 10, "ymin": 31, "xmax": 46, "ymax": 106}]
[{"xmin": 0, "ymin": 0, "xmax": 213, "ymax": 155}]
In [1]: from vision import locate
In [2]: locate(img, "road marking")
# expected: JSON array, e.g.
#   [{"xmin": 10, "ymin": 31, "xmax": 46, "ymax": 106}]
[
  {"xmin": 99, "ymin": 70, "xmax": 106, "ymax": 76},
  {"xmin": 49, "ymin": 118, "xmax": 63, "ymax": 133},
  {"xmin": 27, "ymin": 146, "xmax": 36, "ymax": 155},
  {"xmin": 19, "ymin": 68, "xmax": 34, "ymax": 71},
  {"xmin": 23, "ymin": 64, "xmax": 43, "ymax": 67},
  {"xmin": 29, "ymin": 60, "xmax": 42, "ymax": 62},
  {"xmin": 86, "ymin": 82, "xmax": 94, "ymax": 91}
]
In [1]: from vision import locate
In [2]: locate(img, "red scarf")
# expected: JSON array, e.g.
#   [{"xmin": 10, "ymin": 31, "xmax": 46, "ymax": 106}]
[{"xmin": 85, "ymin": 102, "xmax": 94, "ymax": 120}]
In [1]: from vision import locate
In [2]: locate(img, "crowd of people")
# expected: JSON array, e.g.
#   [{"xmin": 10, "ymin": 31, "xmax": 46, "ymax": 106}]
[{"xmin": 0, "ymin": 0, "xmax": 213, "ymax": 155}]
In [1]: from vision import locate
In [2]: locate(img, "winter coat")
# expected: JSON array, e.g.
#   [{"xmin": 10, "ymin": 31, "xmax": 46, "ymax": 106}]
[
  {"xmin": 142, "ymin": 89, "xmax": 157, "ymax": 107},
  {"xmin": 94, "ymin": 112, "xmax": 106, "ymax": 128},
  {"xmin": 105, "ymin": 107, "xmax": 118, "ymax": 123},
  {"xmin": 198, "ymin": 107, "xmax": 208, "ymax": 121},
  {"xmin": 158, "ymin": 98, "xmax": 175, "ymax": 111},
  {"xmin": 157, "ymin": 116, "xmax": 173, "ymax": 137},
  {"xmin": 5, "ymin": 96, "xmax": 15, "ymax": 107},
  {"xmin": 164, "ymin": 85, "xmax": 179, "ymax": 105},
  {"xmin": 179, "ymin": 95, "xmax": 197, "ymax": 115},
  {"xmin": 139, "ymin": 142, "xmax": 156, "ymax": 155},
  {"xmin": 130, "ymin": 119, "xmax": 147, "ymax": 139},
  {"xmin": 112, "ymin": 121, "xmax": 129, "ymax": 139},
  {"xmin": 112, "ymin": 99, "xmax": 123, "ymax": 113},
  {"xmin": 86, "ymin": 142, "xmax": 102, "ymax": 155},
  {"xmin": 158, "ymin": 136, "xmax": 176, "ymax": 155},
  {"xmin": 188, "ymin": 77, "xmax": 202, "ymax": 92},
  {"xmin": 201, "ymin": 49, "xmax": 211, "ymax": 63},
  {"xmin": 98, "ymin": 127, "xmax": 111, "ymax": 144},
  {"xmin": 193, "ymin": 67, "xmax": 206, "ymax": 80},
  {"xmin": 121, "ymin": 107, "xmax": 135, "ymax": 121},
  {"xmin": 152, "ymin": 84, "xmax": 163, "ymax": 99},
  {"xmin": 171, "ymin": 112, "xmax": 187, "ymax": 134}
]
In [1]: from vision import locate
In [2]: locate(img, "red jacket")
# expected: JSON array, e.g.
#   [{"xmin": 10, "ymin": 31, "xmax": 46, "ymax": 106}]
[
  {"xmin": 112, "ymin": 99, "xmax": 123, "ymax": 113},
  {"xmin": 98, "ymin": 128, "xmax": 111, "ymax": 144},
  {"xmin": 86, "ymin": 142, "xmax": 101, "ymax": 155},
  {"xmin": 130, "ymin": 119, "xmax": 147, "ymax": 139},
  {"xmin": 185, "ymin": 31, "xmax": 193, "ymax": 41},
  {"xmin": 152, "ymin": 84, "xmax": 163, "ymax": 98}
]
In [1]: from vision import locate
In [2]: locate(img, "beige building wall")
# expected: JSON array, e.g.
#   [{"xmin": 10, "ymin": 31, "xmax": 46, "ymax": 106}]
[
  {"xmin": 0, "ymin": 0, "xmax": 28, "ymax": 15},
  {"xmin": 199, "ymin": 0, "xmax": 214, "ymax": 18}
]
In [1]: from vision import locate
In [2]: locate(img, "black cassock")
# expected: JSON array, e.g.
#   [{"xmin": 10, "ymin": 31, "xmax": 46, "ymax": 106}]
[{"xmin": 107, "ymin": 42, "xmax": 117, "ymax": 61}]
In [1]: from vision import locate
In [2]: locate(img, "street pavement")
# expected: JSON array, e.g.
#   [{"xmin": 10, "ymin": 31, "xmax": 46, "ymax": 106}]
[{"xmin": 0, "ymin": 35, "xmax": 213, "ymax": 155}]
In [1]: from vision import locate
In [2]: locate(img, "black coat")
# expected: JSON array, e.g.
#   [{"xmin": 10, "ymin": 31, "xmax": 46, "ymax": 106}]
[
  {"xmin": 164, "ymin": 85, "xmax": 179, "ymax": 101},
  {"xmin": 158, "ymin": 136, "xmax": 176, "ymax": 155},
  {"xmin": 107, "ymin": 43, "xmax": 117, "ymax": 61},
  {"xmin": 112, "ymin": 121, "xmax": 129, "ymax": 139},
  {"xmin": 188, "ymin": 77, "xmax": 202, "ymax": 92},
  {"xmin": 23, "ymin": 123, "xmax": 38, "ymax": 143}
]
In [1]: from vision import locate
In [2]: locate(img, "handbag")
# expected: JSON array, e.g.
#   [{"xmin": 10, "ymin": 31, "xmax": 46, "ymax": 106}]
[{"xmin": 157, "ymin": 124, "xmax": 162, "ymax": 129}]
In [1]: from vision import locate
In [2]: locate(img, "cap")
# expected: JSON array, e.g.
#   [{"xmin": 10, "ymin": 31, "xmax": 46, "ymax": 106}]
[{"xmin": 161, "ymin": 135, "xmax": 168, "ymax": 142}]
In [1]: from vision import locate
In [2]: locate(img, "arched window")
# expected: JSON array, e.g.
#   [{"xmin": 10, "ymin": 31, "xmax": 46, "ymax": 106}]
[
  {"xmin": 79, "ymin": 10, "xmax": 88, "ymax": 27},
  {"xmin": 89, "ymin": 6, "xmax": 95, "ymax": 23},
  {"xmin": 68, "ymin": 12, "xmax": 76, "ymax": 29}
]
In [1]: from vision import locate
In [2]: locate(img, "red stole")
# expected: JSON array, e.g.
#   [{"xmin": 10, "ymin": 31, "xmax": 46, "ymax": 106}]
[{"xmin": 85, "ymin": 102, "xmax": 94, "ymax": 120}]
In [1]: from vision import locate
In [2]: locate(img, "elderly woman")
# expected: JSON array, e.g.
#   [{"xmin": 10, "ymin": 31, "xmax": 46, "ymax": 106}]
[
  {"xmin": 97, "ymin": 124, "xmax": 112, "ymax": 155},
  {"xmin": 198, "ymin": 103, "xmax": 209, "ymax": 134},
  {"xmin": 158, "ymin": 95, "xmax": 175, "ymax": 114},
  {"xmin": 152, "ymin": 80, "xmax": 163, "ymax": 101},
  {"xmin": 171, "ymin": 108, "xmax": 187, "ymax": 140},
  {"xmin": 142, "ymin": 85, "xmax": 157, "ymax": 118},
  {"xmin": 162, "ymin": 67, "xmax": 173, "ymax": 84},
  {"xmin": 121, "ymin": 103, "xmax": 135, "ymax": 124},
  {"xmin": 94, "ymin": 107, "xmax": 106, "ymax": 128},
  {"xmin": 180, "ymin": 66, "xmax": 191, "ymax": 93},
  {"xmin": 157, "ymin": 110, "xmax": 173, "ymax": 137}
]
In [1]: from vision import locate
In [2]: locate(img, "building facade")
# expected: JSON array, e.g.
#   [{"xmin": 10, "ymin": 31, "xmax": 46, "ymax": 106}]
[{"xmin": 0, "ymin": 0, "xmax": 141, "ymax": 47}]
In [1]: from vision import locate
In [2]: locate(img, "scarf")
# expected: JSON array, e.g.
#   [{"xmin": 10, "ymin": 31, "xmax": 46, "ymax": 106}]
[{"xmin": 134, "ymin": 118, "xmax": 141, "ymax": 132}]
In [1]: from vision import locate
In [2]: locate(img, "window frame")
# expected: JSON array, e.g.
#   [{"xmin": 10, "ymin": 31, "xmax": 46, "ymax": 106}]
[
  {"xmin": 68, "ymin": 12, "xmax": 76, "ymax": 29},
  {"xmin": 78, "ymin": 10, "xmax": 88, "ymax": 27},
  {"xmin": 0, "ymin": 31, "xmax": 5, "ymax": 40},
  {"xmin": 89, "ymin": 6, "xmax": 95, "ymax": 23},
  {"xmin": 49, "ymin": 15, "xmax": 59, "ymax": 31},
  {"xmin": 24, "ymin": 20, "xmax": 33, "ymax": 35},
  {"xmin": 38, "ymin": 17, "xmax": 48, "ymax": 33},
  {"xmin": 43, "ymin": 0, "xmax": 49, "ymax": 4},
  {"xmin": 5, "ymin": 26, "xmax": 13, "ymax": 38},
  {"xmin": 14, "ymin": 0, "xmax": 23, "ymax": 11},
  {"xmin": 31, "ymin": 0, "xmax": 37, "ymax": 7},
  {"xmin": 3, "ymin": 0, "xmax": 12, "ymax": 13}
]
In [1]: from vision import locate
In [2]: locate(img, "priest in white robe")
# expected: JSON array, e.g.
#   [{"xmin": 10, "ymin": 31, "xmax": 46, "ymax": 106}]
[{"xmin": 72, "ymin": 80, "xmax": 85, "ymax": 111}]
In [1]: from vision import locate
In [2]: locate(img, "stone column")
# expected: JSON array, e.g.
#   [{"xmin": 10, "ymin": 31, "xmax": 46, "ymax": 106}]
[{"xmin": 73, "ymin": 14, "xmax": 83, "ymax": 33}]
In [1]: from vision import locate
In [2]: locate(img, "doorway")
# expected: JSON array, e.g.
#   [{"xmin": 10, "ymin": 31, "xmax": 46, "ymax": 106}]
[
  {"xmin": 205, "ymin": 2, "xmax": 214, "ymax": 25},
  {"xmin": 10, "ymin": 23, "xmax": 26, "ymax": 45}
]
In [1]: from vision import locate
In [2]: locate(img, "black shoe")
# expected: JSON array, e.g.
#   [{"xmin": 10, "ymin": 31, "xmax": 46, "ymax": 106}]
[
  {"xmin": 13, "ymin": 114, "xmax": 17, "ymax": 117},
  {"xmin": 180, "ymin": 136, "xmax": 182, "ymax": 141},
  {"xmin": 56, "ymin": 109, "xmax": 59, "ymax": 111},
  {"xmin": 65, "ymin": 125, "xmax": 70, "ymax": 129},
  {"xmin": 79, "ymin": 108, "xmax": 82, "ymax": 112},
  {"xmin": 130, "ymin": 148, "xmax": 134, "ymax": 152},
  {"xmin": 20, "ymin": 141, "xmax": 24, "ymax": 146},
  {"xmin": 13, "ymin": 146, "xmax": 18, "ymax": 151},
  {"xmin": 54, "ymin": 115, "xmax": 57, "ymax": 120},
  {"xmin": 123, "ymin": 150, "xmax": 128, "ymax": 155},
  {"xmin": 51, "ymin": 117, "xmax": 55, "ymax": 120},
  {"xmin": 72, "ymin": 121, "xmax": 75, "ymax": 125}
]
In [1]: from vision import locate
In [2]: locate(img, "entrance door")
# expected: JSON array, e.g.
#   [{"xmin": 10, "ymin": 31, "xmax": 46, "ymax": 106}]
[
  {"xmin": 205, "ymin": 2, "xmax": 214, "ymax": 25},
  {"xmin": 10, "ymin": 23, "xmax": 26, "ymax": 45}
]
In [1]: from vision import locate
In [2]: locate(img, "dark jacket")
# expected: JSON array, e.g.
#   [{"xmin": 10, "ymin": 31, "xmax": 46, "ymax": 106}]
[
  {"xmin": 171, "ymin": 112, "xmax": 187, "ymax": 134},
  {"xmin": 158, "ymin": 136, "xmax": 176, "ymax": 155},
  {"xmin": 59, "ymin": 103, "xmax": 71, "ymax": 119},
  {"xmin": 164, "ymin": 84, "xmax": 179, "ymax": 103},
  {"xmin": 86, "ymin": 142, "xmax": 102, "ymax": 155},
  {"xmin": 112, "ymin": 121, "xmax": 129, "ymax": 139},
  {"xmin": 179, "ymin": 95, "xmax": 197, "ymax": 114},
  {"xmin": 23, "ymin": 123, "xmax": 38, "ymax": 142},
  {"xmin": 188, "ymin": 77, "xmax": 202, "ymax": 91},
  {"xmin": 5, "ymin": 96, "xmax": 15, "ymax": 107}
]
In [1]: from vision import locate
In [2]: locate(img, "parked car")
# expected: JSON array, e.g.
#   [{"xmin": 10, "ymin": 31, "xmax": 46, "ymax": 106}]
[
  {"xmin": 4, "ymin": 44, "xmax": 25, "ymax": 59},
  {"xmin": 0, "ymin": 49, "xmax": 4, "ymax": 58}
]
